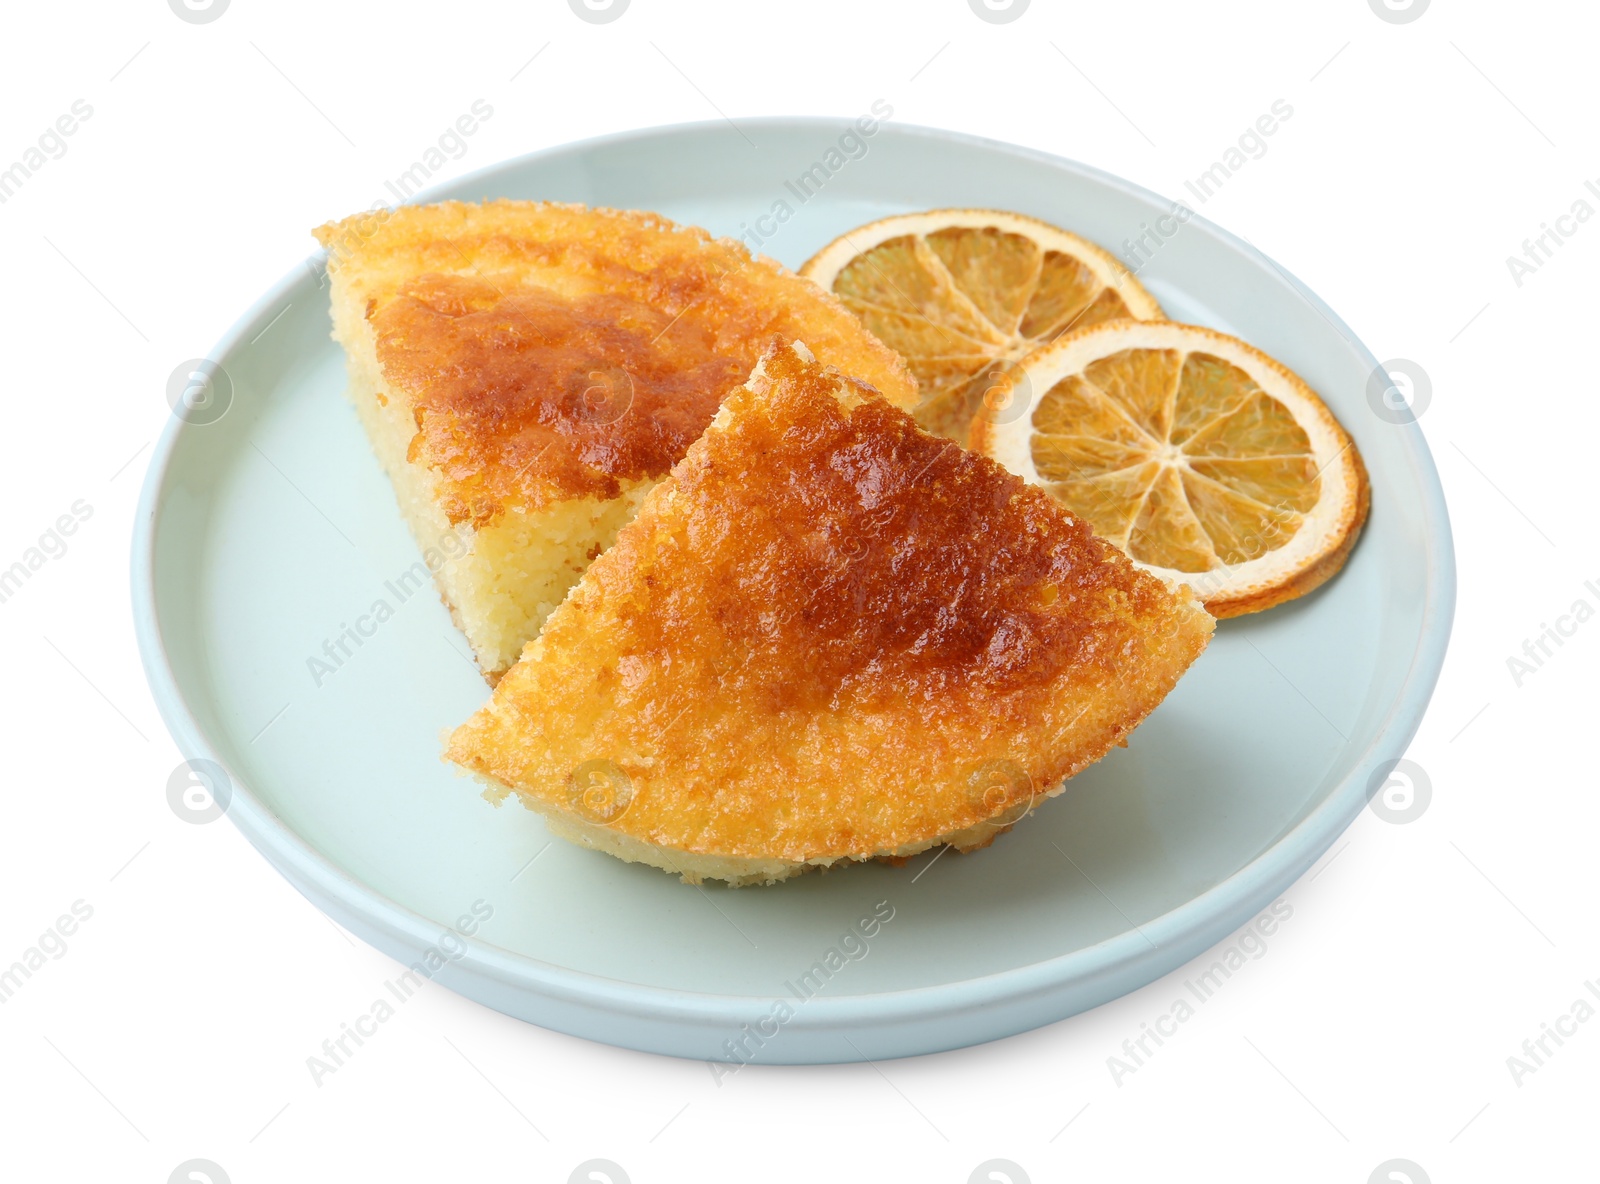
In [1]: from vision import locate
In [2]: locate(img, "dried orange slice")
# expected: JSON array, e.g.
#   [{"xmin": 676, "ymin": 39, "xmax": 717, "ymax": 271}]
[
  {"xmin": 973, "ymin": 320, "xmax": 1369, "ymax": 617},
  {"xmin": 801, "ymin": 209, "xmax": 1162, "ymax": 441}
]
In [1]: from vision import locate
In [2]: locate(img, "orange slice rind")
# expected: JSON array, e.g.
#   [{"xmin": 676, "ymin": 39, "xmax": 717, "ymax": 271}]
[{"xmin": 973, "ymin": 319, "xmax": 1369, "ymax": 617}]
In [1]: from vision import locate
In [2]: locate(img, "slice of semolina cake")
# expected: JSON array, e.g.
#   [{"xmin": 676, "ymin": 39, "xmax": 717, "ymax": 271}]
[
  {"xmin": 446, "ymin": 341, "xmax": 1214, "ymax": 886},
  {"xmin": 313, "ymin": 200, "xmax": 918, "ymax": 679}
]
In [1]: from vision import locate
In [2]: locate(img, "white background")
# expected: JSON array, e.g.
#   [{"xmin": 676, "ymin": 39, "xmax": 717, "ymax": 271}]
[{"xmin": 1, "ymin": 0, "xmax": 1594, "ymax": 1180}]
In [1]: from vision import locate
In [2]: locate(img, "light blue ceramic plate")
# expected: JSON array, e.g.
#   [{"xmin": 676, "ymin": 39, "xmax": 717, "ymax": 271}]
[{"xmin": 133, "ymin": 120, "xmax": 1453, "ymax": 1064}]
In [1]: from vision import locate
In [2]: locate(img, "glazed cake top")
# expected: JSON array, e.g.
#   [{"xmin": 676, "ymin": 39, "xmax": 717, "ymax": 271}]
[
  {"xmin": 313, "ymin": 200, "xmax": 919, "ymax": 526},
  {"xmin": 447, "ymin": 341, "xmax": 1214, "ymax": 863}
]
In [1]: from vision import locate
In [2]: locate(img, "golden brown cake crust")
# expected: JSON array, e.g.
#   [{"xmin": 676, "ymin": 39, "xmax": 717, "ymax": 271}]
[
  {"xmin": 447, "ymin": 342, "xmax": 1213, "ymax": 868},
  {"xmin": 313, "ymin": 201, "xmax": 920, "ymax": 528}
]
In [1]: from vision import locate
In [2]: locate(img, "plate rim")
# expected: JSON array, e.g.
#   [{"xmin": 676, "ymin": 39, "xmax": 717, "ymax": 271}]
[{"xmin": 131, "ymin": 116, "xmax": 1456, "ymax": 1058}]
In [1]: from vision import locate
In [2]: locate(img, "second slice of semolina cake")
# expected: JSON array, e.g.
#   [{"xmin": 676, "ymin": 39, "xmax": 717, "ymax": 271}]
[{"xmin": 447, "ymin": 340, "xmax": 1214, "ymax": 886}]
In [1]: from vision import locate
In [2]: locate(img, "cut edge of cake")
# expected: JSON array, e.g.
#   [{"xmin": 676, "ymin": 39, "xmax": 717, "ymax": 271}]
[{"xmin": 327, "ymin": 281, "xmax": 656, "ymax": 680}]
